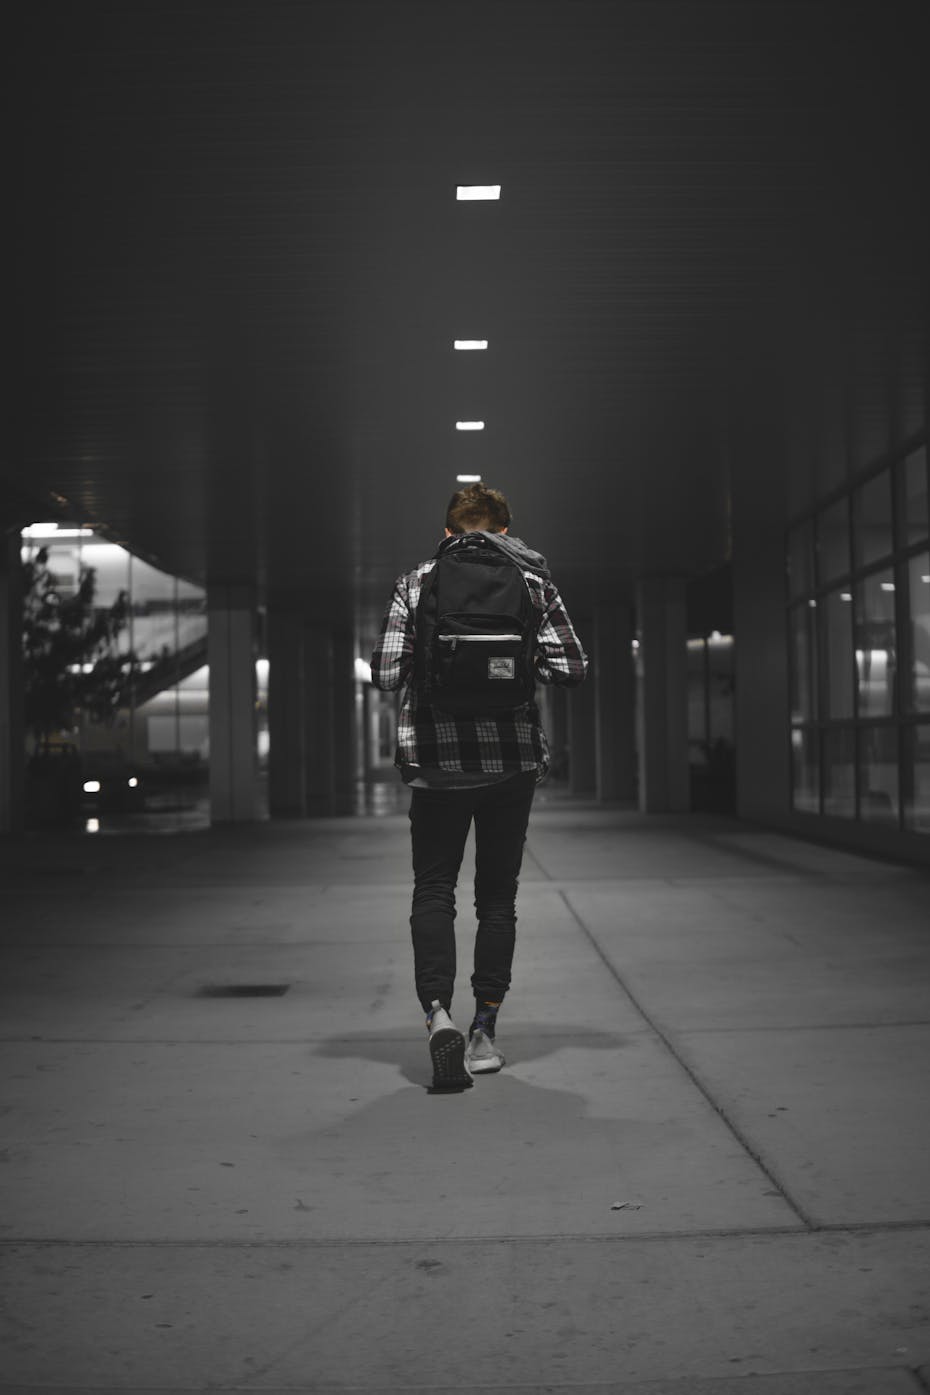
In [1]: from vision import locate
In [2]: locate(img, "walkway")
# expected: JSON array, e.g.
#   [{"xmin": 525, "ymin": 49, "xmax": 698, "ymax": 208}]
[{"xmin": 1, "ymin": 801, "xmax": 929, "ymax": 1393}]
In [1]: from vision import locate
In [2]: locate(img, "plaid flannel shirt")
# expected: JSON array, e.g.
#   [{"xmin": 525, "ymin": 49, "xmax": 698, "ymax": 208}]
[{"xmin": 370, "ymin": 543, "xmax": 588, "ymax": 780}]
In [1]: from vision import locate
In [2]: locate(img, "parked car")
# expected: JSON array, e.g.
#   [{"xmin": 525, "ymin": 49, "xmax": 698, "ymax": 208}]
[{"xmin": 80, "ymin": 752, "xmax": 146, "ymax": 812}]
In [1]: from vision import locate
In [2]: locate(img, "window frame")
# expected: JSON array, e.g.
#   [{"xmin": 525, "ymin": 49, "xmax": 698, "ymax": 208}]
[{"xmin": 786, "ymin": 434, "xmax": 930, "ymax": 833}]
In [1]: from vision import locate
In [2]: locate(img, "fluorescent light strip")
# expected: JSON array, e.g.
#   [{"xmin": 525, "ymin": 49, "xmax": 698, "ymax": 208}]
[
  {"xmin": 456, "ymin": 185, "xmax": 501, "ymax": 201},
  {"xmin": 455, "ymin": 421, "xmax": 485, "ymax": 431},
  {"xmin": 457, "ymin": 474, "xmax": 482, "ymax": 483},
  {"xmin": 22, "ymin": 523, "xmax": 95, "ymax": 538},
  {"xmin": 453, "ymin": 340, "xmax": 488, "ymax": 351}
]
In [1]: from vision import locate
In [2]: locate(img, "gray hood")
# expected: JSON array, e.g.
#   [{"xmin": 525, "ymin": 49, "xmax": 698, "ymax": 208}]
[{"xmin": 440, "ymin": 530, "xmax": 551, "ymax": 580}]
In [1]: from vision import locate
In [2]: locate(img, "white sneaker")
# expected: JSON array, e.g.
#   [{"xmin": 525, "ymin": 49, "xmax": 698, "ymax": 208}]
[
  {"xmin": 465, "ymin": 1027, "xmax": 505, "ymax": 1074},
  {"xmin": 427, "ymin": 1003, "xmax": 473, "ymax": 1091}
]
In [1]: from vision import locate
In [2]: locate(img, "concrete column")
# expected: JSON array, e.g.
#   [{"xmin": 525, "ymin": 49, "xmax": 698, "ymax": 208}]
[
  {"xmin": 0, "ymin": 532, "xmax": 24, "ymax": 835},
  {"xmin": 268, "ymin": 618, "xmax": 357, "ymax": 819},
  {"xmin": 331, "ymin": 627, "xmax": 356, "ymax": 816},
  {"xmin": 303, "ymin": 624, "xmax": 335, "ymax": 816},
  {"xmin": 594, "ymin": 600, "xmax": 636, "ymax": 803},
  {"xmin": 635, "ymin": 577, "xmax": 689, "ymax": 812},
  {"xmin": 732, "ymin": 455, "xmax": 791, "ymax": 823},
  {"xmin": 208, "ymin": 584, "xmax": 258, "ymax": 822},
  {"xmin": 302, "ymin": 624, "xmax": 357, "ymax": 817},
  {"xmin": 267, "ymin": 610, "xmax": 306, "ymax": 817}
]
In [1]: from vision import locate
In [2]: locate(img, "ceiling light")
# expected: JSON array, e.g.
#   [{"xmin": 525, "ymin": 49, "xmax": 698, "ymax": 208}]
[
  {"xmin": 840, "ymin": 592, "xmax": 852, "ymax": 602},
  {"xmin": 880, "ymin": 582, "xmax": 895, "ymax": 592},
  {"xmin": 455, "ymin": 421, "xmax": 485, "ymax": 431},
  {"xmin": 456, "ymin": 185, "xmax": 501, "ymax": 200},
  {"xmin": 22, "ymin": 523, "xmax": 95, "ymax": 538},
  {"xmin": 454, "ymin": 340, "xmax": 488, "ymax": 351},
  {"xmin": 921, "ymin": 575, "xmax": 930, "ymax": 584},
  {"xmin": 457, "ymin": 474, "xmax": 482, "ymax": 483}
]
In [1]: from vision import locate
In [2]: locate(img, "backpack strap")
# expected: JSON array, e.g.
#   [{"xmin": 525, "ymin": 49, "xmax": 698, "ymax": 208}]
[{"xmin": 413, "ymin": 562, "xmax": 440, "ymax": 688}]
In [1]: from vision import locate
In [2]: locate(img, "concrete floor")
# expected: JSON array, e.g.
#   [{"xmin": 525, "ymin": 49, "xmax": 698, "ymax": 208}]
[{"xmin": 1, "ymin": 797, "xmax": 929, "ymax": 1394}]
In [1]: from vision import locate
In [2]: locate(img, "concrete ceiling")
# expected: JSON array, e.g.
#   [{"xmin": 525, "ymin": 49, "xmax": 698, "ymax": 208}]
[{"xmin": 11, "ymin": 0, "xmax": 929, "ymax": 620}]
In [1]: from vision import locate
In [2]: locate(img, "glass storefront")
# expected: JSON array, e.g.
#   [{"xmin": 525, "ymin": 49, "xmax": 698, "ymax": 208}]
[
  {"xmin": 855, "ymin": 569, "xmax": 897, "ymax": 719},
  {"xmin": 901, "ymin": 445, "xmax": 929, "ymax": 545},
  {"xmin": 903, "ymin": 723, "xmax": 930, "ymax": 833},
  {"xmin": 790, "ymin": 725, "xmax": 820, "ymax": 814},
  {"xmin": 788, "ymin": 601, "xmax": 818, "ymax": 723},
  {"xmin": 906, "ymin": 551, "xmax": 930, "ymax": 713},
  {"xmin": 822, "ymin": 725, "xmax": 855, "ymax": 819},
  {"xmin": 22, "ymin": 524, "xmax": 209, "ymax": 769},
  {"xmin": 816, "ymin": 497, "xmax": 851, "ymax": 585},
  {"xmin": 858, "ymin": 725, "xmax": 899, "ymax": 824},
  {"xmin": 821, "ymin": 589, "xmax": 854, "ymax": 719},
  {"xmin": 786, "ymin": 440, "xmax": 930, "ymax": 834}
]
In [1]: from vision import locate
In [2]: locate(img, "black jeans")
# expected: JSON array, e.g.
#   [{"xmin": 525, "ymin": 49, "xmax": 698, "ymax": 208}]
[{"xmin": 408, "ymin": 770, "xmax": 537, "ymax": 1014}]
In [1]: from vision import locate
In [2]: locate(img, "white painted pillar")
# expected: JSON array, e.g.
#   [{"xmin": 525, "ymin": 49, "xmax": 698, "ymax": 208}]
[
  {"xmin": 635, "ymin": 576, "xmax": 690, "ymax": 812},
  {"xmin": 208, "ymin": 584, "xmax": 258, "ymax": 822}
]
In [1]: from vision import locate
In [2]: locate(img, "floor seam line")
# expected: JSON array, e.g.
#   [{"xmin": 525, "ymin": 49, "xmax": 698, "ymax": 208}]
[
  {"xmin": 3, "ymin": 1219, "xmax": 929, "ymax": 1248},
  {"xmin": 557, "ymin": 887, "xmax": 817, "ymax": 1232},
  {"xmin": 0, "ymin": 1370, "xmax": 918, "ymax": 1393}
]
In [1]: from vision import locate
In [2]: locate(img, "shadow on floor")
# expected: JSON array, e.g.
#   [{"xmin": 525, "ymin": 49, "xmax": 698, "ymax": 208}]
[{"xmin": 312, "ymin": 1024, "xmax": 640, "ymax": 1090}]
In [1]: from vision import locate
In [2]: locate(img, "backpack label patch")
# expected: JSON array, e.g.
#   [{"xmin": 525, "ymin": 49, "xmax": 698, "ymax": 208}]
[{"xmin": 488, "ymin": 657, "xmax": 515, "ymax": 679}]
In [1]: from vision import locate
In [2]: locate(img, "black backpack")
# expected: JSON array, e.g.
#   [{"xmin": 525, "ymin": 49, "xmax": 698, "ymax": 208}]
[{"xmin": 414, "ymin": 538, "xmax": 539, "ymax": 717}]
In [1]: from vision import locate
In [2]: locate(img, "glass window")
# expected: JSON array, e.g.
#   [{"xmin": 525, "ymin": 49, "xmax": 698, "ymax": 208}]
[
  {"xmin": 42, "ymin": 541, "xmax": 82, "ymax": 598},
  {"xmin": 78, "ymin": 541, "xmax": 130, "ymax": 611},
  {"xmin": 176, "ymin": 577, "xmax": 208, "ymax": 652},
  {"xmin": 822, "ymin": 726, "xmax": 855, "ymax": 818},
  {"xmin": 131, "ymin": 557, "xmax": 179, "ymax": 661},
  {"xmin": 899, "ymin": 446, "xmax": 929, "ymax": 547},
  {"xmin": 906, "ymin": 552, "xmax": 930, "ymax": 714},
  {"xmin": 791, "ymin": 726, "xmax": 819, "ymax": 813},
  {"xmin": 816, "ymin": 498, "xmax": 851, "ymax": 585},
  {"xmin": 789, "ymin": 603, "xmax": 818, "ymax": 722},
  {"xmin": 853, "ymin": 468, "xmax": 893, "ymax": 569},
  {"xmin": 820, "ymin": 589, "xmax": 854, "ymax": 719},
  {"xmin": 787, "ymin": 519, "xmax": 814, "ymax": 600},
  {"xmin": 855, "ymin": 569, "xmax": 897, "ymax": 718},
  {"xmin": 858, "ymin": 725, "xmax": 899, "ymax": 825},
  {"xmin": 903, "ymin": 723, "xmax": 930, "ymax": 833}
]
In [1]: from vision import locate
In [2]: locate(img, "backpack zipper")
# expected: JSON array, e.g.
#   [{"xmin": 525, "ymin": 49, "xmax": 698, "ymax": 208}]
[{"xmin": 439, "ymin": 634, "xmax": 523, "ymax": 650}]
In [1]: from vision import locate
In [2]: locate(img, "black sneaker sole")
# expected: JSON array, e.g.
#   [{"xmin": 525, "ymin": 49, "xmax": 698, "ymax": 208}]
[{"xmin": 428, "ymin": 1026, "xmax": 473, "ymax": 1092}]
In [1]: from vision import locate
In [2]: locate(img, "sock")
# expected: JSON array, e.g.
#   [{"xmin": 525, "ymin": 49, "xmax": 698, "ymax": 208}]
[{"xmin": 470, "ymin": 1000, "xmax": 501, "ymax": 1038}]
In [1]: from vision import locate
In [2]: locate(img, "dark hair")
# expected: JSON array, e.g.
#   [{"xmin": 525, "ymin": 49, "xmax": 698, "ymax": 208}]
[{"xmin": 445, "ymin": 482, "xmax": 511, "ymax": 534}]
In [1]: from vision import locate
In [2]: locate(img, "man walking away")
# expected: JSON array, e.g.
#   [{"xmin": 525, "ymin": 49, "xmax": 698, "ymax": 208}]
[{"xmin": 370, "ymin": 482, "xmax": 588, "ymax": 1091}]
